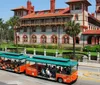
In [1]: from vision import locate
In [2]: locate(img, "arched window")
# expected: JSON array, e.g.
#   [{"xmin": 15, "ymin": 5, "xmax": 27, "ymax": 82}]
[
  {"xmin": 62, "ymin": 35, "xmax": 69, "ymax": 44},
  {"xmin": 99, "ymin": 7, "xmax": 100, "ymax": 10},
  {"xmin": 75, "ymin": 37, "xmax": 80, "ymax": 44},
  {"xmin": 31, "ymin": 35, "xmax": 37, "ymax": 43},
  {"xmin": 51, "ymin": 35, "xmax": 57, "ymax": 44},
  {"xmin": 17, "ymin": 36, "xmax": 20, "ymax": 42},
  {"xmin": 41, "ymin": 35, "xmax": 47, "ymax": 43},
  {"xmin": 23, "ymin": 35, "xmax": 28, "ymax": 42}
]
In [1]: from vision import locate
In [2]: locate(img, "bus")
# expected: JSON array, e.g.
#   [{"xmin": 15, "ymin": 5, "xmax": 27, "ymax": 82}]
[
  {"xmin": 0, "ymin": 52, "xmax": 29, "ymax": 73},
  {"xmin": 25, "ymin": 55, "xmax": 78, "ymax": 84}
]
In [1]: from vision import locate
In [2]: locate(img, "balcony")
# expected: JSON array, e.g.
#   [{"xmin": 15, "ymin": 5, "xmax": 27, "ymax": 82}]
[{"xmin": 21, "ymin": 21, "xmax": 66, "ymax": 27}]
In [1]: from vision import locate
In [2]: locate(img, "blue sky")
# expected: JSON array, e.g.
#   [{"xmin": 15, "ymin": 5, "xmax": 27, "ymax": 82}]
[{"xmin": 0, "ymin": 0, "xmax": 96, "ymax": 21}]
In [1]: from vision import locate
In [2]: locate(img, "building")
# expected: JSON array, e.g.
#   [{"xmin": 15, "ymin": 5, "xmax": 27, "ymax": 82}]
[{"xmin": 12, "ymin": 0, "xmax": 100, "ymax": 45}]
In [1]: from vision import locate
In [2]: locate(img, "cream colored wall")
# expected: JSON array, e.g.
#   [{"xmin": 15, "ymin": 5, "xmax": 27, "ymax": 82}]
[{"xmin": 97, "ymin": 13, "xmax": 100, "ymax": 20}]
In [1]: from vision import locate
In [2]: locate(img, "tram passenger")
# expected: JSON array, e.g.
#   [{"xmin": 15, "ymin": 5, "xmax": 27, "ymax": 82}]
[
  {"xmin": 41, "ymin": 67, "xmax": 46, "ymax": 76},
  {"xmin": 66, "ymin": 67, "xmax": 71, "ymax": 75},
  {"xmin": 51, "ymin": 66, "xmax": 56, "ymax": 78},
  {"xmin": 48, "ymin": 65, "xmax": 52, "ymax": 73},
  {"xmin": 46, "ymin": 68, "xmax": 51, "ymax": 78},
  {"xmin": 57, "ymin": 67, "xmax": 61, "ymax": 73}
]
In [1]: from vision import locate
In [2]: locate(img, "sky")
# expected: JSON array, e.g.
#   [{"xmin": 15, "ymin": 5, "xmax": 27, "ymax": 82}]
[{"xmin": 0, "ymin": 0, "xmax": 96, "ymax": 21}]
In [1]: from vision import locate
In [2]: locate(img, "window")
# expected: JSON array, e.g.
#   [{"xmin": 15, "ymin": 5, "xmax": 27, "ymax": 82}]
[
  {"xmin": 35, "ymin": 12, "xmax": 38, "ymax": 15},
  {"xmin": 17, "ymin": 29, "xmax": 20, "ymax": 32},
  {"xmin": 31, "ymin": 35, "xmax": 37, "ymax": 43},
  {"xmin": 23, "ymin": 35, "xmax": 28, "ymax": 42},
  {"xmin": 32, "ymin": 28, "xmax": 36, "ymax": 32},
  {"xmin": 75, "ymin": 4, "xmax": 82, "ymax": 10},
  {"xmin": 41, "ymin": 27, "xmax": 46, "ymax": 32},
  {"xmin": 17, "ymin": 36, "xmax": 20, "ymax": 42},
  {"xmin": 24, "ymin": 28, "xmax": 27, "ymax": 32},
  {"xmin": 75, "ymin": 14, "xmax": 78, "ymax": 20},
  {"xmin": 31, "ymin": 20, "xmax": 34, "ymax": 24},
  {"xmin": 41, "ymin": 35, "xmax": 47, "ymax": 43},
  {"xmin": 62, "ymin": 25, "xmax": 65, "ymax": 32},
  {"xmin": 99, "ymin": 7, "xmax": 100, "ymax": 10},
  {"xmin": 55, "ymin": 10, "xmax": 59, "ymax": 13},
  {"xmin": 51, "ymin": 35, "xmax": 57, "ymax": 44},
  {"xmin": 52, "ymin": 26, "xmax": 57, "ymax": 32},
  {"xmin": 44, "ymin": 11, "xmax": 48, "ymax": 14},
  {"xmin": 62, "ymin": 35, "xmax": 69, "ymax": 44},
  {"xmin": 75, "ymin": 37, "xmax": 79, "ymax": 44},
  {"xmin": 72, "ymin": 4, "xmax": 74, "ymax": 10}
]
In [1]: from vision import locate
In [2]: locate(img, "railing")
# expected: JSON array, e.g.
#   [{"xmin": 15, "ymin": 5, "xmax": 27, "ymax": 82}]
[{"xmin": 21, "ymin": 22, "xmax": 66, "ymax": 26}]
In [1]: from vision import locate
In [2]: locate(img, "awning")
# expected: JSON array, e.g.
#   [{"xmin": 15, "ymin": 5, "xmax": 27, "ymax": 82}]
[
  {"xmin": 27, "ymin": 55, "xmax": 78, "ymax": 67},
  {"xmin": 82, "ymin": 30, "xmax": 100, "ymax": 35},
  {"xmin": 0, "ymin": 51, "xmax": 29, "ymax": 60},
  {"xmin": 32, "ymin": 55, "xmax": 70, "ymax": 62}
]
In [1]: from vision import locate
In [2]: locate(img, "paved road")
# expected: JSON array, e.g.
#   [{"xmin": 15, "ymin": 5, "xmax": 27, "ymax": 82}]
[
  {"xmin": 79, "ymin": 66, "xmax": 100, "ymax": 72},
  {"xmin": 0, "ymin": 66, "xmax": 100, "ymax": 85}
]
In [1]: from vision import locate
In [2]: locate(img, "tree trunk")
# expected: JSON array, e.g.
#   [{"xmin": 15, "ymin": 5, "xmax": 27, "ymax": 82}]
[{"xmin": 73, "ymin": 36, "xmax": 75, "ymax": 59}]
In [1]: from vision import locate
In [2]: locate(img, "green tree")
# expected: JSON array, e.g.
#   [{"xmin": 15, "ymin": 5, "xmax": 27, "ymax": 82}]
[
  {"xmin": 65, "ymin": 21, "xmax": 81, "ymax": 59},
  {"xmin": 0, "ymin": 18, "xmax": 4, "ymax": 46},
  {"xmin": 6, "ymin": 16, "xmax": 20, "ymax": 41}
]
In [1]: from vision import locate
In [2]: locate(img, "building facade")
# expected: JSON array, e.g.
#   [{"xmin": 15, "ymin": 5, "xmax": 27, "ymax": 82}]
[{"xmin": 12, "ymin": 0, "xmax": 100, "ymax": 45}]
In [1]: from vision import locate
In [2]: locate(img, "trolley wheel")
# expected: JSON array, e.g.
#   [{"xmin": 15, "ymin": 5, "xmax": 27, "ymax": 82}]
[{"xmin": 58, "ymin": 78, "xmax": 63, "ymax": 83}]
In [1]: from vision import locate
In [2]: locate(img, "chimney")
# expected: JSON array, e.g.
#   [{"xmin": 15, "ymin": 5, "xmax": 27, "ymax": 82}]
[
  {"xmin": 27, "ymin": 0, "xmax": 34, "ymax": 14},
  {"xmin": 50, "ymin": 0, "xmax": 55, "ymax": 13},
  {"xmin": 91, "ymin": 13, "xmax": 95, "ymax": 17}
]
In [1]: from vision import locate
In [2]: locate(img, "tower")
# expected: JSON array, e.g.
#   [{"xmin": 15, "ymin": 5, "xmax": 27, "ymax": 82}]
[
  {"xmin": 66, "ymin": 0, "xmax": 91, "ymax": 31},
  {"xmin": 96, "ymin": 0, "xmax": 100, "ymax": 20},
  {"xmin": 27, "ymin": 0, "xmax": 34, "ymax": 14}
]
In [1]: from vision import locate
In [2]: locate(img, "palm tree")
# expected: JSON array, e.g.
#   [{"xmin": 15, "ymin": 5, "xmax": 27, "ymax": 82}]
[
  {"xmin": 0, "ymin": 18, "xmax": 4, "ymax": 47},
  {"xmin": 6, "ymin": 16, "xmax": 20, "ymax": 52},
  {"xmin": 65, "ymin": 21, "xmax": 81, "ymax": 60},
  {"xmin": 6, "ymin": 16, "xmax": 20, "ymax": 41}
]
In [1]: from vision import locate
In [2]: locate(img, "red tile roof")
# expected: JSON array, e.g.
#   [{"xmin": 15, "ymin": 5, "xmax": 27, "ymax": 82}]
[
  {"xmin": 88, "ymin": 13, "xmax": 100, "ymax": 23},
  {"xmin": 12, "ymin": 6, "xmax": 28, "ymax": 11},
  {"xmin": 83, "ymin": 30, "xmax": 100, "ymax": 35},
  {"xmin": 21, "ymin": 8, "xmax": 71, "ymax": 19},
  {"xmin": 66, "ymin": 0, "xmax": 91, "ymax": 6}
]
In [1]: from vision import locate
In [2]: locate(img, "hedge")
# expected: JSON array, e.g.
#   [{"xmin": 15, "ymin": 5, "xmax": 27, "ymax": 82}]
[
  {"xmin": 14, "ymin": 44, "xmax": 58, "ymax": 49},
  {"xmin": 62, "ymin": 46, "xmax": 82, "ymax": 51},
  {"xmin": 26, "ymin": 50, "xmax": 59, "ymax": 56},
  {"xmin": 83, "ymin": 45, "xmax": 100, "ymax": 52}
]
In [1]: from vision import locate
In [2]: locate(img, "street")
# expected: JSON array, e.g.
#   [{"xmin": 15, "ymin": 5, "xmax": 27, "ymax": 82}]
[{"xmin": 0, "ymin": 66, "xmax": 100, "ymax": 85}]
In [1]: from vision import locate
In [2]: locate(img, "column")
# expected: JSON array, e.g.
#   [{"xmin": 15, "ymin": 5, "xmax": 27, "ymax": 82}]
[
  {"xmin": 88, "ymin": 52, "xmax": 91, "ymax": 61},
  {"xmin": 97, "ymin": 52, "xmax": 100, "ymax": 63},
  {"xmin": 34, "ymin": 48, "xmax": 36, "ymax": 55},
  {"xmin": 44, "ymin": 49, "xmax": 46, "ymax": 56}
]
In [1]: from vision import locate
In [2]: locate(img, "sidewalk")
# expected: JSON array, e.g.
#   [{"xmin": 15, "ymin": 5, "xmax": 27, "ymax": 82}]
[{"xmin": 79, "ymin": 62, "xmax": 100, "ymax": 68}]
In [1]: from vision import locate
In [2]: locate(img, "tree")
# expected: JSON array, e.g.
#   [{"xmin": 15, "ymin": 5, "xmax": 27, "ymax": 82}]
[
  {"xmin": 65, "ymin": 21, "xmax": 81, "ymax": 60},
  {"xmin": 6, "ymin": 16, "xmax": 20, "ymax": 41},
  {"xmin": 0, "ymin": 18, "xmax": 4, "ymax": 46}
]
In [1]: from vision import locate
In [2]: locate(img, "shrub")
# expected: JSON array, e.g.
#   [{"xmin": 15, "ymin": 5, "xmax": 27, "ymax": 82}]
[
  {"xmin": 63, "ymin": 46, "xmax": 82, "ymax": 51},
  {"xmin": 26, "ymin": 50, "xmax": 58, "ymax": 56},
  {"xmin": 83, "ymin": 45, "xmax": 100, "ymax": 52}
]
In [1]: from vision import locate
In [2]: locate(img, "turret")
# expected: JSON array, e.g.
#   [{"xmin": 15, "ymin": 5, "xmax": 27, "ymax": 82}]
[
  {"xmin": 96, "ymin": 0, "xmax": 100, "ymax": 20},
  {"xmin": 27, "ymin": 0, "xmax": 34, "ymax": 14}
]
